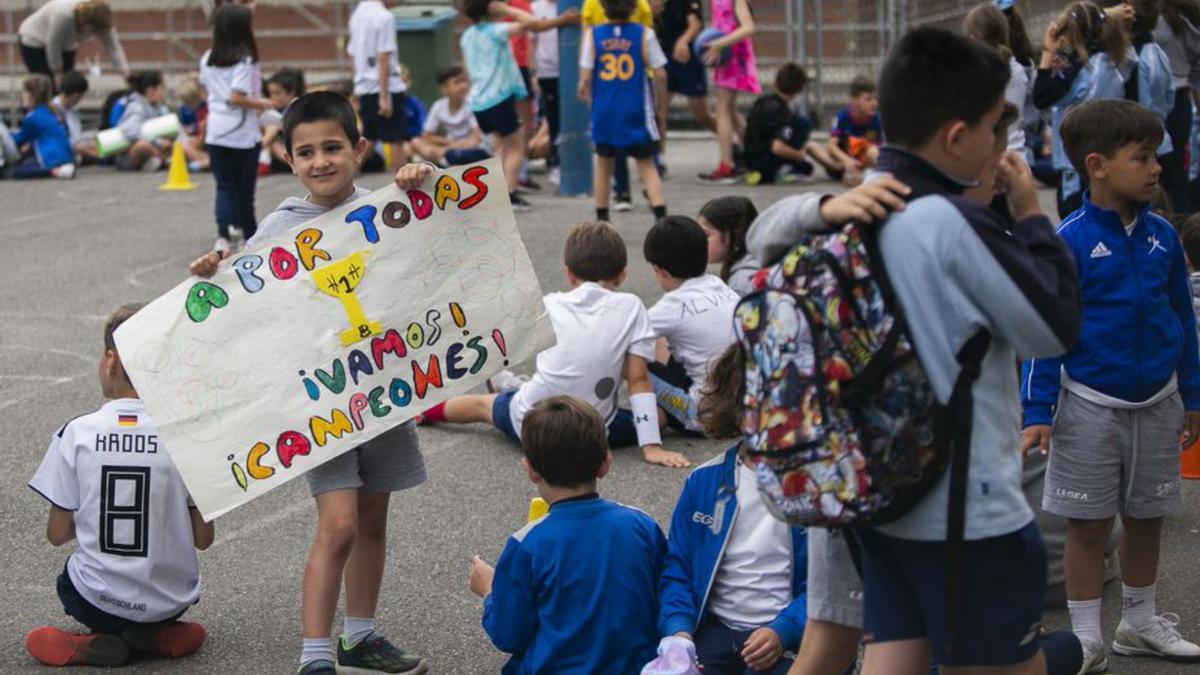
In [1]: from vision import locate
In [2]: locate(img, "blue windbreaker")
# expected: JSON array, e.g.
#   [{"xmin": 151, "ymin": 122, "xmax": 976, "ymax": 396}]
[
  {"xmin": 658, "ymin": 447, "xmax": 807, "ymax": 649},
  {"xmin": 11, "ymin": 104, "xmax": 72, "ymax": 169},
  {"xmin": 1021, "ymin": 195, "xmax": 1200, "ymax": 426}
]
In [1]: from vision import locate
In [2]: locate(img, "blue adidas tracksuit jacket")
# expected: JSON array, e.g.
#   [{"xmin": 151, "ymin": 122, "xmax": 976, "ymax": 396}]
[
  {"xmin": 659, "ymin": 447, "xmax": 807, "ymax": 648},
  {"xmin": 483, "ymin": 495, "xmax": 665, "ymax": 675},
  {"xmin": 11, "ymin": 104, "xmax": 72, "ymax": 169},
  {"xmin": 1021, "ymin": 195, "xmax": 1200, "ymax": 426}
]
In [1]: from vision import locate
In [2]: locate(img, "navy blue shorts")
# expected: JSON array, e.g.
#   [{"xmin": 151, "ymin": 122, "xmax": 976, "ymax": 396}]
[
  {"xmin": 475, "ymin": 96, "xmax": 521, "ymax": 138},
  {"xmin": 666, "ymin": 58, "xmax": 708, "ymax": 97},
  {"xmin": 858, "ymin": 522, "xmax": 1047, "ymax": 667},
  {"xmin": 360, "ymin": 92, "xmax": 410, "ymax": 142},
  {"xmin": 492, "ymin": 391, "xmax": 639, "ymax": 449},
  {"xmin": 57, "ymin": 564, "xmax": 185, "ymax": 634}
]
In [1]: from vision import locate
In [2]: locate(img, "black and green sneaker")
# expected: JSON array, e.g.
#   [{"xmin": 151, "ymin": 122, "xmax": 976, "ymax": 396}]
[
  {"xmin": 337, "ymin": 632, "xmax": 428, "ymax": 674},
  {"xmin": 296, "ymin": 658, "xmax": 337, "ymax": 675}
]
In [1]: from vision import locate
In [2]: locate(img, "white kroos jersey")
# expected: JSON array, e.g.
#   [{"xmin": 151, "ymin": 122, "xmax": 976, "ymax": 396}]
[{"xmin": 29, "ymin": 399, "xmax": 201, "ymax": 622}]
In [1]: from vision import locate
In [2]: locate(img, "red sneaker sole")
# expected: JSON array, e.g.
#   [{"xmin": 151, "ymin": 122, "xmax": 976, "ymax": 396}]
[{"xmin": 26, "ymin": 627, "xmax": 129, "ymax": 667}]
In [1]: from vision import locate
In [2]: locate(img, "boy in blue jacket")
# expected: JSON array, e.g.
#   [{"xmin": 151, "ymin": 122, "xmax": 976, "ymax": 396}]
[
  {"xmin": 656, "ymin": 444, "xmax": 807, "ymax": 675},
  {"xmin": 468, "ymin": 395, "xmax": 666, "ymax": 674},
  {"xmin": 1021, "ymin": 98, "xmax": 1200, "ymax": 672}
]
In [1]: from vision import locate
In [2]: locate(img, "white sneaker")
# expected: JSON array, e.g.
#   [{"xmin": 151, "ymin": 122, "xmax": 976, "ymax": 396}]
[
  {"xmin": 141, "ymin": 156, "xmax": 163, "ymax": 172},
  {"xmin": 229, "ymin": 226, "xmax": 243, "ymax": 245},
  {"xmin": 549, "ymin": 166, "xmax": 560, "ymax": 187},
  {"xmin": 51, "ymin": 162, "xmax": 75, "ymax": 179},
  {"xmin": 614, "ymin": 196, "xmax": 633, "ymax": 212},
  {"xmin": 214, "ymin": 237, "xmax": 233, "ymax": 255},
  {"xmin": 486, "ymin": 369, "xmax": 528, "ymax": 393},
  {"xmin": 1112, "ymin": 614, "xmax": 1200, "ymax": 663},
  {"xmin": 1077, "ymin": 638, "xmax": 1108, "ymax": 674}
]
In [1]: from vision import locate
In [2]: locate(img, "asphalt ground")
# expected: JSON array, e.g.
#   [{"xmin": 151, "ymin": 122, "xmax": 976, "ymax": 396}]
[{"xmin": 1, "ymin": 140, "xmax": 1198, "ymax": 674}]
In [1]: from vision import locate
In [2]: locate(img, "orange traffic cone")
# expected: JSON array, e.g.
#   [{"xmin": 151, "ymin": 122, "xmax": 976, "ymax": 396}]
[
  {"xmin": 527, "ymin": 497, "xmax": 548, "ymax": 523},
  {"xmin": 160, "ymin": 141, "xmax": 195, "ymax": 191},
  {"xmin": 1183, "ymin": 436, "xmax": 1200, "ymax": 480}
]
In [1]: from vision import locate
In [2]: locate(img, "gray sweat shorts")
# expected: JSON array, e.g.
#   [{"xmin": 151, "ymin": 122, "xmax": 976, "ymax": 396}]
[
  {"xmin": 1043, "ymin": 388, "xmax": 1184, "ymax": 520},
  {"xmin": 306, "ymin": 420, "xmax": 426, "ymax": 496},
  {"xmin": 807, "ymin": 527, "xmax": 865, "ymax": 629}
]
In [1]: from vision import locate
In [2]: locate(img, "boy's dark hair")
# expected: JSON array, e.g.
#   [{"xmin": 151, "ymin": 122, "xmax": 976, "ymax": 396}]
[
  {"xmin": 521, "ymin": 395, "xmax": 608, "ymax": 487},
  {"xmin": 700, "ymin": 195, "xmax": 757, "ymax": 282},
  {"xmin": 462, "ymin": 0, "xmax": 492, "ymax": 23},
  {"xmin": 207, "ymin": 3, "xmax": 259, "ymax": 67},
  {"xmin": 644, "ymin": 216, "xmax": 708, "ymax": 280},
  {"xmin": 600, "ymin": 0, "xmax": 637, "ymax": 21},
  {"xmin": 59, "ymin": 70, "xmax": 89, "ymax": 96},
  {"xmin": 1180, "ymin": 213, "xmax": 1200, "ymax": 270},
  {"xmin": 129, "ymin": 70, "xmax": 163, "ymax": 95},
  {"xmin": 697, "ymin": 343, "xmax": 745, "ymax": 439},
  {"xmin": 878, "ymin": 27, "xmax": 1010, "ymax": 148},
  {"xmin": 282, "ymin": 91, "xmax": 361, "ymax": 153},
  {"xmin": 22, "ymin": 74, "xmax": 53, "ymax": 106},
  {"xmin": 268, "ymin": 67, "xmax": 306, "ymax": 97},
  {"xmin": 849, "ymin": 74, "xmax": 877, "ymax": 97},
  {"xmin": 436, "ymin": 63, "xmax": 465, "ymax": 85},
  {"xmin": 774, "ymin": 63, "xmax": 808, "ymax": 97},
  {"xmin": 1060, "ymin": 98, "xmax": 1164, "ymax": 175},
  {"xmin": 104, "ymin": 303, "xmax": 145, "ymax": 384},
  {"xmin": 564, "ymin": 221, "xmax": 627, "ymax": 282}
]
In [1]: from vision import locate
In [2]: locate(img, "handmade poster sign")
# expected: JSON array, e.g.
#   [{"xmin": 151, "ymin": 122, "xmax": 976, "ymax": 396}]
[{"xmin": 115, "ymin": 159, "xmax": 555, "ymax": 520}]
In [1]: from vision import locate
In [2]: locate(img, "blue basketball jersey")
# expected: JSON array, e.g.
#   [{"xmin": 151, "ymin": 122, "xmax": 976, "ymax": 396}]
[{"xmin": 590, "ymin": 23, "xmax": 657, "ymax": 148}]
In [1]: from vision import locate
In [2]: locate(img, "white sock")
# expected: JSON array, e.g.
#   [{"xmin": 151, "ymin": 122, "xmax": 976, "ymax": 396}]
[
  {"xmin": 259, "ymin": 148, "xmax": 270, "ymax": 164},
  {"xmin": 1068, "ymin": 598, "xmax": 1104, "ymax": 646},
  {"xmin": 1122, "ymin": 583, "xmax": 1157, "ymax": 628},
  {"xmin": 300, "ymin": 637, "xmax": 334, "ymax": 666},
  {"xmin": 342, "ymin": 616, "xmax": 375, "ymax": 647}
]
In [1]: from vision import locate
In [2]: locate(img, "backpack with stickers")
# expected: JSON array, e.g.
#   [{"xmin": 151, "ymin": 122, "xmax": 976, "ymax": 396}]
[{"xmin": 735, "ymin": 221, "xmax": 990, "ymax": 531}]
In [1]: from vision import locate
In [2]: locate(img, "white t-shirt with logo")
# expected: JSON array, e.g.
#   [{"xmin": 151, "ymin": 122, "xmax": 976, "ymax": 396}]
[
  {"xmin": 707, "ymin": 462, "xmax": 794, "ymax": 630},
  {"xmin": 199, "ymin": 51, "xmax": 263, "ymax": 149},
  {"xmin": 647, "ymin": 274, "xmax": 740, "ymax": 400},
  {"xmin": 423, "ymin": 97, "xmax": 480, "ymax": 141},
  {"xmin": 348, "ymin": 0, "xmax": 406, "ymax": 96},
  {"xmin": 509, "ymin": 282, "xmax": 657, "ymax": 434},
  {"xmin": 532, "ymin": 0, "xmax": 560, "ymax": 79},
  {"xmin": 28, "ymin": 399, "xmax": 201, "ymax": 622}
]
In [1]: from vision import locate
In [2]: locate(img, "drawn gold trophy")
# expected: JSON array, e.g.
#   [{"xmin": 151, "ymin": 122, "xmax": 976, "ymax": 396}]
[{"xmin": 312, "ymin": 251, "xmax": 383, "ymax": 346}]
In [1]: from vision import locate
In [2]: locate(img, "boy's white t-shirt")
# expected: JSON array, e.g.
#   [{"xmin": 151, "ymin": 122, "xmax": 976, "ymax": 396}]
[
  {"xmin": 423, "ymin": 97, "xmax": 479, "ymax": 141},
  {"xmin": 509, "ymin": 282, "xmax": 657, "ymax": 433},
  {"xmin": 28, "ymin": 399, "xmax": 201, "ymax": 622},
  {"xmin": 532, "ymin": 0, "xmax": 560, "ymax": 79},
  {"xmin": 647, "ymin": 274, "xmax": 740, "ymax": 399},
  {"xmin": 708, "ymin": 462, "xmax": 793, "ymax": 630},
  {"xmin": 348, "ymin": 0, "xmax": 406, "ymax": 97},
  {"xmin": 199, "ymin": 51, "xmax": 263, "ymax": 149}
]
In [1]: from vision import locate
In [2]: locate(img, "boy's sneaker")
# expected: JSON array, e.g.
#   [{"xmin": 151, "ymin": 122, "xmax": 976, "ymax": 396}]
[
  {"xmin": 1112, "ymin": 614, "xmax": 1200, "ymax": 662},
  {"xmin": 614, "ymin": 193, "xmax": 633, "ymax": 212},
  {"xmin": 51, "ymin": 163, "xmax": 76, "ymax": 179},
  {"xmin": 297, "ymin": 658, "xmax": 338, "ymax": 675},
  {"xmin": 511, "ymin": 192, "xmax": 533, "ymax": 213},
  {"xmin": 1076, "ymin": 639, "xmax": 1108, "ymax": 674},
  {"xmin": 142, "ymin": 156, "xmax": 164, "ymax": 173},
  {"xmin": 487, "ymin": 369, "xmax": 529, "ymax": 393},
  {"xmin": 698, "ymin": 163, "xmax": 738, "ymax": 184},
  {"xmin": 337, "ymin": 632, "xmax": 428, "ymax": 674},
  {"xmin": 26, "ymin": 627, "xmax": 130, "ymax": 667},
  {"xmin": 120, "ymin": 620, "xmax": 207, "ymax": 658},
  {"xmin": 518, "ymin": 177, "xmax": 542, "ymax": 192},
  {"xmin": 214, "ymin": 236, "xmax": 233, "ymax": 255}
]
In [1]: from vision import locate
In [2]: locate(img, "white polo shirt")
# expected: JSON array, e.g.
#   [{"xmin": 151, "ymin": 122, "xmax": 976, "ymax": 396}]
[{"xmin": 348, "ymin": 0, "xmax": 406, "ymax": 96}]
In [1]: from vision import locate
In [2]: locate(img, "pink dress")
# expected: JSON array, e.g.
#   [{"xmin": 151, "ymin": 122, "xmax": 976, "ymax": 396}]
[{"xmin": 711, "ymin": 0, "xmax": 760, "ymax": 93}]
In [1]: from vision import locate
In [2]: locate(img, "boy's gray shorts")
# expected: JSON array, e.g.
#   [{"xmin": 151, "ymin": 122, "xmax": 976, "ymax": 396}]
[
  {"xmin": 1043, "ymin": 389, "xmax": 1184, "ymax": 520},
  {"xmin": 807, "ymin": 527, "xmax": 864, "ymax": 629},
  {"xmin": 306, "ymin": 420, "xmax": 426, "ymax": 496}
]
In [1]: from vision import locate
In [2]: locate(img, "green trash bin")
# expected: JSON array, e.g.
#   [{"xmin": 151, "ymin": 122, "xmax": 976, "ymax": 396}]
[{"xmin": 392, "ymin": 5, "xmax": 460, "ymax": 107}]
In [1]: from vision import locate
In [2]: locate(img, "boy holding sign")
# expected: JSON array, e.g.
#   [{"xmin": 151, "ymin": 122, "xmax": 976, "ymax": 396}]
[{"xmin": 190, "ymin": 92, "xmax": 435, "ymax": 675}]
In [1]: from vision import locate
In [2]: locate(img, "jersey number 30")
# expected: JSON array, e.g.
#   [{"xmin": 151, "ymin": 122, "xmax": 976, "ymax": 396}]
[
  {"xmin": 99, "ymin": 466, "xmax": 151, "ymax": 558},
  {"xmin": 598, "ymin": 53, "xmax": 635, "ymax": 81}
]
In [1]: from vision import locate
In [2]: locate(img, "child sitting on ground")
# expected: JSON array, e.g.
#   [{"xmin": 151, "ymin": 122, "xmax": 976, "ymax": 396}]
[
  {"xmin": 696, "ymin": 196, "xmax": 759, "ymax": 296},
  {"xmin": 743, "ymin": 62, "xmax": 817, "ymax": 186},
  {"xmin": 6, "ymin": 73, "xmax": 75, "ymax": 179},
  {"xmin": 1021, "ymin": 98, "xmax": 1200, "ymax": 672},
  {"xmin": 641, "ymin": 216, "xmax": 740, "ymax": 434},
  {"xmin": 650, "ymin": 348, "xmax": 807, "ymax": 675},
  {"xmin": 259, "ymin": 67, "xmax": 304, "ymax": 174},
  {"xmin": 824, "ymin": 75, "xmax": 882, "ymax": 186},
  {"xmin": 114, "ymin": 70, "xmax": 172, "ymax": 171},
  {"xmin": 420, "ymin": 221, "xmax": 691, "ymax": 468},
  {"xmin": 25, "ymin": 304, "xmax": 213, "ymax": 668},
  {"xmin": 468, "ymin": 395, "xmax": 666, "ymax": 674},
  {"xmin": 176, "ymin": 75, "xmax": 210, "ymax": 172},
  {"xmin": 52, "ymin": 70, "xmax": 98, "ymax": 165},
  {"xmin": 189, "ymin": 93, "xmax": 432, "ymax": 675},
  {"xmin": 1180, "ymin": 213, "xmax": 1200, "ymax": 333},
  {"xmin": 412, "ymin": 64, "xmax": 491, "ymax": 167},
  {"xmin": 579, "ymin": 0, "xmax": 669, "ymax": 223}
]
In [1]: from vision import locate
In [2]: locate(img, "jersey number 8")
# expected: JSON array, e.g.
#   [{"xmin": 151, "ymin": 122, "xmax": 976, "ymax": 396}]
[{"xmin": 598, "ymin": 53, "xmax": 635, "ymax": 81}]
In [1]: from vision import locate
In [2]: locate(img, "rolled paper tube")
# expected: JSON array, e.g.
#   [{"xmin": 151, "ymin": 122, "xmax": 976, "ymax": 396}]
[
  {"xmin": 96, "ymin": 127, "xmax": 131, "ymax": 157},
  {"xmin": 140, "ymin": 114, "xmax": 181, "ymax": 140}
]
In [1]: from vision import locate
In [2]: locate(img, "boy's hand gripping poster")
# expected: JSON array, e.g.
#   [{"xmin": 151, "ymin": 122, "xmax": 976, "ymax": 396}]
[{"xmin": 116, "ymin": 159, "xmax": 555, "ymax": 520}]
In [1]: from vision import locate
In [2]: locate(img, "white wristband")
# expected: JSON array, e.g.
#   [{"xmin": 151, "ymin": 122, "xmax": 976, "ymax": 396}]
[{"xmin": 630, "ymin": 392, "xmax": 662, "ymax": 447}]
